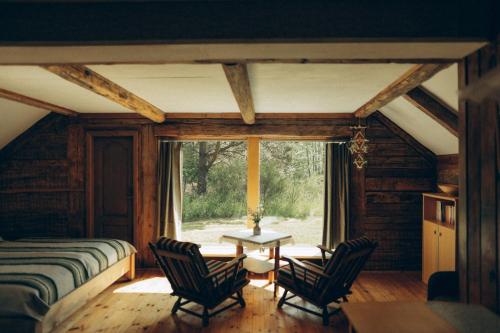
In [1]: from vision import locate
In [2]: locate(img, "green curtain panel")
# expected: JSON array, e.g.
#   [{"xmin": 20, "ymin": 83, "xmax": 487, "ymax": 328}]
[
  {"xmin": 157, "ymin": 141, "xmax": 183, "ymax": 239},
  {"xmin": 322, "ymin": 142, "xmax": 350, "ymax": 249}
]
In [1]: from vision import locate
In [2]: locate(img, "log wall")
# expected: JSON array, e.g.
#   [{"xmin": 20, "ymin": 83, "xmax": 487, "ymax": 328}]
[
  {"xmin": 0, "ymin": 113, "xmax": 436, "ymax": 269},
  {"xmin": 437, "ymin": 154, "xmax": 459, "ymax": 185},
  {"xmin": 357, "ymin": 114, "xmax": 436, "ymax": 270}
]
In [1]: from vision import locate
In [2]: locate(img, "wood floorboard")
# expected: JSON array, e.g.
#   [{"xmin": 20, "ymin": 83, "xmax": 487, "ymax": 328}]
[{"xmin": 53, "ymin": 269, "xmax": 426, "ymax": 333}]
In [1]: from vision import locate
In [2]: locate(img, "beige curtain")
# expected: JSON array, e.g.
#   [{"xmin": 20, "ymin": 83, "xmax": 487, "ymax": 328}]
[
  {"xmin": 157, "ymin": 141, "xmax": 183, "ymax": 240},
  {"xmin": 322, "ymin": 142, "xmax": 350, "ymax": 249}
]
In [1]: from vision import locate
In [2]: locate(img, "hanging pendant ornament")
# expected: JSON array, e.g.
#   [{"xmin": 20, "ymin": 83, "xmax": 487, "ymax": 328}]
[{"xmin": 348, "ymin": 118, "xmax": 369, "ymax": 169}]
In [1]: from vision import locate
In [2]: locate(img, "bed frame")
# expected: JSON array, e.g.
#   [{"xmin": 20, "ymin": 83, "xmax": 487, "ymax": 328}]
[{"xmin": 0, "ymin": 253, "xmax": 136, "ymax": 333}]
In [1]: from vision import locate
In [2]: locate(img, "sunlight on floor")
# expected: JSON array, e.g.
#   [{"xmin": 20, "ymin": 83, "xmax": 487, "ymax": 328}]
[
  {"xmin": 113, "ymin": 277, "xmax": 173, "ymax": 294},
  {"xmin": 113, "ymin": 275, "xmax": 281, "ymax": 295}
]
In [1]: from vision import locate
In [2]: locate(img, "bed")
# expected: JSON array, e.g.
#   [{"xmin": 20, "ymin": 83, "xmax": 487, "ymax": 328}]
[{"xmin": 0, "ymin": 238, "xmax": 136, "ymax": 333}]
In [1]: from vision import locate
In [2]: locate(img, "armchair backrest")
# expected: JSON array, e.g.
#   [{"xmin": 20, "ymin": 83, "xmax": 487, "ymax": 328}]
[
  {"xmin": 320, "ymin": 236, "xmax": 377, "ymax": 301},
  {"xmin": 149, "ymin": 237, "xmax": 209, "ymax": 296}
]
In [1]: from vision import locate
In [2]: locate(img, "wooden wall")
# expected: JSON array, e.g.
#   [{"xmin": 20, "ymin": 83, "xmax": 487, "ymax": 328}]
[
  {"xmin": 436, "ymin": 154, "xmax": 459, "ymax": 185},
  {"xmin": 0, "ymin": 113, "xmax": 436, "ymax": 270},
  {"xmin": 0, "ymin": 114, "xmax": 75, "ymax": 238},
  {"xmin": 458, "ymin": 41, "xmax": 500, "ymax": 312},
  {"xmin": 355, "ymin": 113, "xmax": 436, "ymax": 270}
]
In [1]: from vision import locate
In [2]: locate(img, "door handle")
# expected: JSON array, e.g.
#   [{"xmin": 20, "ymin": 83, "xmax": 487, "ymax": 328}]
[
  {"xmin": 433, "ymin": 230, "xmax": 437, "ymax": 235},
  {"xmin": 439, "ymin": 232, "xmax": 442, "ymax": 236}
]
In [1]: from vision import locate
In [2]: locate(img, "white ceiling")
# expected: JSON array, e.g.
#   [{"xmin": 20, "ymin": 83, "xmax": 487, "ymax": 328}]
[
  {"xmin": 248, "ymin": 64, "xmax": 413, "ymax": 113},
  {"xmin": 421, "ymin": 64, "xmax": 458, "ymax": 111},
  {"xmin": 381, "ymin": 97, "xmax": 458, "ymax": 155},
  {"xmin": 0, "ymin": 66, "xmax": 131, "ymax": 113},
  {"xmin": 0, "ymin": 98, "xmax": 49, "ymax": 149},
  {"xmin": 89, "ymin": 64, "xmax": 239, "ymax": 113},
  {"xmin": 0, "ymin": 62, "xmax": 459, "ymax": 155}
]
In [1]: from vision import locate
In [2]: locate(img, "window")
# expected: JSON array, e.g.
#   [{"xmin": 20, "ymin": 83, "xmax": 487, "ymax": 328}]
[
  {"xmin": 260, "ymin": 141, "xmax": 325, "ymax": 246},
  {"xmin": 181, "ymin": 141, "xmax": 247, "ymax": 245},
  {"xmin": 180, "ymin": 140, "xmax": 326, "ymax": 249}
]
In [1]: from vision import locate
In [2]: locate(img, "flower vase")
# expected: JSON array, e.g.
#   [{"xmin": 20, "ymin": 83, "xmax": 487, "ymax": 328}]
[{"xmin": 253, "ymin": 221, "xmax": 261, "ymax": 236}]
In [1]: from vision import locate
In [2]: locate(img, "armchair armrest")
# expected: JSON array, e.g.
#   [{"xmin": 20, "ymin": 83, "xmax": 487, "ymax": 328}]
[
  {"xmin": 205, "ymin": 254, "xmax": 247, "ymax": 279},
  {"xmin": 317, "ymin": 245, "xmax": 334, "ymax": 266},
  {"xmin": 282, "ymin": 255, "xmax": 330, "ymax": 283}
]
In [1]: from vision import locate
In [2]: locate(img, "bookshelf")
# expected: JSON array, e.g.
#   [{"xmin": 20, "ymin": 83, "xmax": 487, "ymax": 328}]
[{"xmin": 422, "ymin": 193, "xmax": 457, "ymax": 284}]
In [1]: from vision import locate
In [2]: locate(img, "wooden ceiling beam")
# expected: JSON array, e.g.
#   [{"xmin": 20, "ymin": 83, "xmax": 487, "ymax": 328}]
[
  {"xmin": 222, "ymin": 63, "xmax": 256, "ymax": 125},
  {"xmin": 42, "ymin": 65, "xmax": 166, "ymax": 123},
  {"xmin": 0, "ymin": 87, "xmax": 78, "ymax": 116},
  {"xmin": 404, "ymin": 86, "xmax": 458, "ymax": 136},
  {"xmin": 354, "ymin": 63, "xmax": 452, "ymax": 118}
]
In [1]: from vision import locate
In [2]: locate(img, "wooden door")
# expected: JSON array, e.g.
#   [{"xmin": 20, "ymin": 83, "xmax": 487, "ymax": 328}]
[
  {"xmin": 438, "ymin": 226, "xmax": 456, "ymax": 272},
  {"xmin": 93, "ymin": 136, "xmax": 134, "ymax": 243},
  {"xmin": 422, "ymin": 220, "xmax": 438, "ymax": 283}
]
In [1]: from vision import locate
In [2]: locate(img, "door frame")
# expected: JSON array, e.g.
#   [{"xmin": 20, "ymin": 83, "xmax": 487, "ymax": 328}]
[{"xmin": 86, "ymin": 130, "xmax": 140, "ymax": 246}]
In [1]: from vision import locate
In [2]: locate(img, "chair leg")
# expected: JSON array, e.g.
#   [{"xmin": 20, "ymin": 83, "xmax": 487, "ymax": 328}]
[
  {"xmin": 202, "ymin": 306, "xmax": 209, "ymax": 327},
  {"xmin": 171, "ymin": 297, "xmax": 182, "ymax": 314},
  {"xmin": 277, "ymin": 290, "xmax": 288, "ymax": 308},
  {"xmin": 236, "ymin": 290, "xmax": 246, "ymax": 308},
  {"xmin": 322, "ymin": 307, "xmax": 329, "ymax": 326}
]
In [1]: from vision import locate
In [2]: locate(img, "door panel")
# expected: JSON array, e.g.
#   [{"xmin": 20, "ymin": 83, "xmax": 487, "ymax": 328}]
[
  {"xmin": 438, "ymin": 226, "xmax": 456, "ymax": 272},
  {"xmin": 422, "ymin": 220, "xmax": 438, "ymax": 284},
  {"xmin": 94, "ymin": 136, "xmax": 134, "ymax": 243}
]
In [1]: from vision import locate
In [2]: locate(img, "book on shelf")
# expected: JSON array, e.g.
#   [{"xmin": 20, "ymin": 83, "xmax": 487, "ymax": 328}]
[{"xmin": 435, "ymin": 201, "xmax": 455, "ymax": 225}]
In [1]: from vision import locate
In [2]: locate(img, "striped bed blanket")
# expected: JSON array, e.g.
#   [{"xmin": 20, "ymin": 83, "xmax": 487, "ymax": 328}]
[{"xmin": 0, "ymin": 238, "xmax": 136, "ymax": 321}]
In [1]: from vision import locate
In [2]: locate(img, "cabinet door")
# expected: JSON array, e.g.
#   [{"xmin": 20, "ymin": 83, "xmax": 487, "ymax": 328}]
[
  {"xmin": 438, "ymin": 226, "xmax": 456, "ymax": 271},
  {"xmin": 422, "ymin": 220, "xmax": 438, "ymax": 283}
]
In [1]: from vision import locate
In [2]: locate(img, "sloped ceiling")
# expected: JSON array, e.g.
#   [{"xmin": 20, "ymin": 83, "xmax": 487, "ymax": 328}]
[
  {"xmin": 0, "ymin": 63, "xmax": 459, "ymax": 154},
  {"xmin": 0, "ymin": 66, "xmax": 131, "ymax": 113},
  {"xmin": 0, "ymin": 98, "xmax": 49, "ymax": 149},
  {"xmin": 421, "ymin": 64, "xmax": 459, "ymax": 111},
  {"xmin": 380, "ymin": 97, "xmax": 458, "ymax": 155},
  {"xmin": 380, "ymin": 64, "xmax": 459, "ymax": 155}
]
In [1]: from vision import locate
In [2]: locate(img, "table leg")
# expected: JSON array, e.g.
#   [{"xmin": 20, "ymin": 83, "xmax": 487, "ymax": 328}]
[
  {"xmin": 273, "ymin": 246, "xmax": 280, "ymax": 298},
  {"xmin": 236, "ymin": 245, "xmax": 243, "ymax": 256},
  {"xmin": 268, "ymin": 247, "xmax": 275, "ymax": 283}
]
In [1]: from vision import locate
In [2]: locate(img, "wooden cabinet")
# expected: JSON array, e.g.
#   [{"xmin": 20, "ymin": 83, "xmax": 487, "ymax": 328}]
[
  {"xmin": 438, "ymin": 226, "xmax": 456, "ymax": 272},
  {"xmin": 422, "ymin": 220, "xmax": 438, "ymax": 283},
  {"xmin": 422, "ymin": 193, "xmax": 457, "ymax": 284}
]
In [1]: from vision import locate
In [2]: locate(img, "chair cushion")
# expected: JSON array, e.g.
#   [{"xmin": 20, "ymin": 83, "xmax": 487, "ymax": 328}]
[
  {"xmin": 205, "ymin": 259, "xmax": 248, "ymax": 303},
  {"xmin": 156, "ymin": 237, "xmax": 209, "ymax": 275}
]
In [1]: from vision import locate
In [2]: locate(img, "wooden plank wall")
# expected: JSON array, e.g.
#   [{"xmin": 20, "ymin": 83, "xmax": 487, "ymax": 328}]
[
  {"xmin": 0, "ymin": 114, "xmax": 75, "ymax": 238},
  {"xmin": 458, "ymin": 41, "xmax": 500, "ymax": 312},
  {"xmin": 358, "ymin": 116, "xmax": 436, "ymax": 270},
  {"xmin": 0, "ymin": 114, "xmax": 436, "ymax": 269},
  {"xmin": 437, "ymin": 154, "xmax": 459, "ymax": 185}
]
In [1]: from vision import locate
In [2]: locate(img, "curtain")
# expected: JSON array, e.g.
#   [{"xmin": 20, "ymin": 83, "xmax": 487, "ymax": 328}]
[
  {"xmin": 322, "ymin": 142, "xmax": 350, "ymax": 249},
  {"xmin": 157, "ymin": 141, "xmax": 183, "ymax": 240}
]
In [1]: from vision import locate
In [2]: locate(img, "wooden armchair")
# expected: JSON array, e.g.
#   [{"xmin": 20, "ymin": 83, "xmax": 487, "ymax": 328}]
[
  {"xmin": 149, "ymin": 237, "xmax": 250, "ymax": 326},
  {"xmin": 277, "ymin": 237, "xmax": 378, "ymax": 325}
]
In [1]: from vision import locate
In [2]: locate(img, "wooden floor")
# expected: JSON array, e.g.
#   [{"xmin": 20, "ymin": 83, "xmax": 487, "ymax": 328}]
[{"xmin": 53, "ymin": 269, "xmax": 426, "ymax": 333}]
